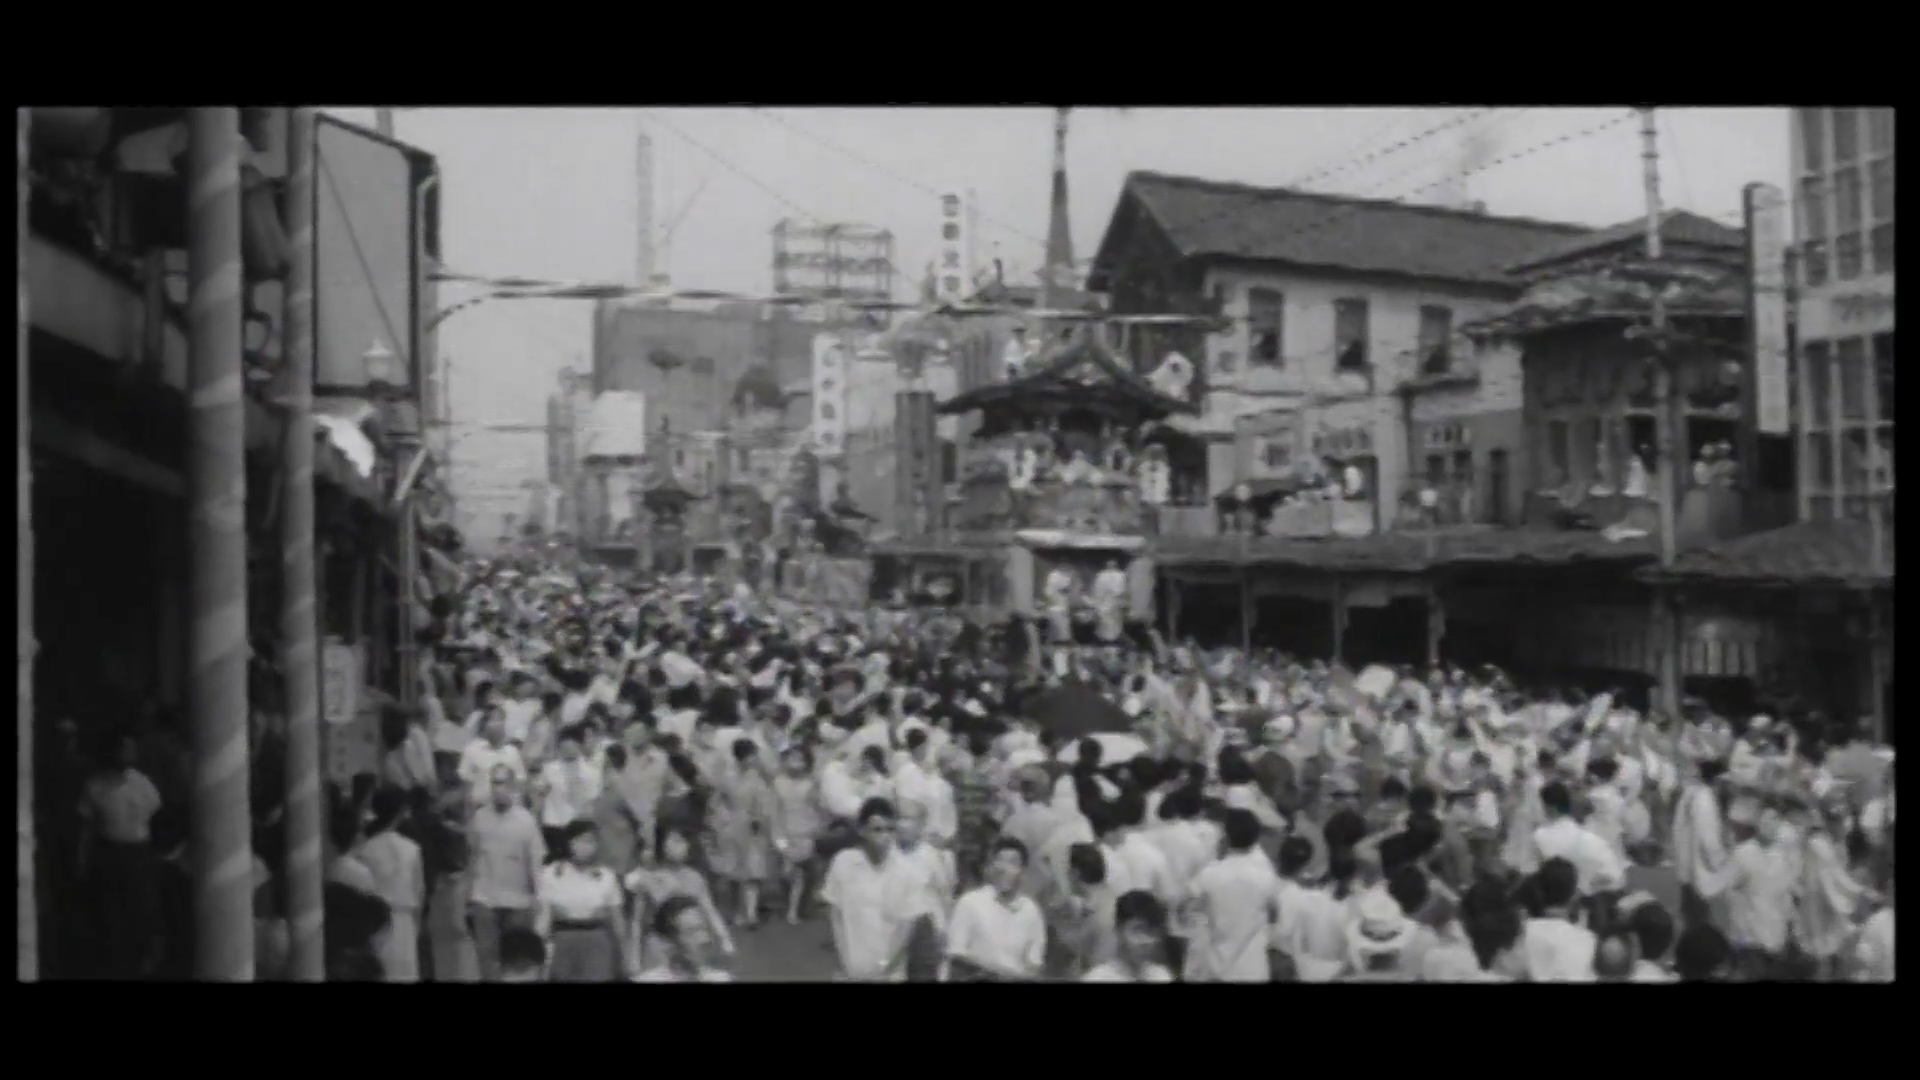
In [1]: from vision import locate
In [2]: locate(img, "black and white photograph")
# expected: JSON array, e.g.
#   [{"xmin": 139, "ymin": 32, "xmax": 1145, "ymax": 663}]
[{"xmin": 17, "ymin": 105, "xmax": 1894, "ymax": 983}]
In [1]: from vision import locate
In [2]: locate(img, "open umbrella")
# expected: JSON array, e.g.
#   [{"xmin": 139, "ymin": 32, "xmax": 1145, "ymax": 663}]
[
  {"xmin": 1022, "ymin": 681, "xmax": 1135, "ymax": 741},
  {"xmin": 1054, "ymin": 731, "xmax": 1149, "ymax": 765}
]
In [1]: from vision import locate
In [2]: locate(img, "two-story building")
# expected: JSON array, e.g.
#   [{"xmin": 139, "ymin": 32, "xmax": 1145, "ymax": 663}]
[{"xmin": 1088, "ymin": 171, "xmax": 1588, "ymax": 538}]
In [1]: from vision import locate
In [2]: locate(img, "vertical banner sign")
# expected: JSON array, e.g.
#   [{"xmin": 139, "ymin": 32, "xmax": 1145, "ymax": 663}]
[
  {"xmin": 935, "ymin": 190, "xmax": 969, "ymax": 303},
  {"xmin": 1744, "ymin": 183, "xmax": 1791, "ymax": 435}
]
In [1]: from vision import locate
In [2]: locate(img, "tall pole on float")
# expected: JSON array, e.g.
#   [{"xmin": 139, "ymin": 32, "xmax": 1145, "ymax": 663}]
[
  {"xmin": 1640, "ymin": 106, "xmax": 1682, "ymax": 723},
  {"xmin": 184, "ymin": 107, "xmax": 256, "ymax": 980},
  {"xmin": 18, "ymin": 106, "xmax": 39, "ymax": 984},
  {"xmin": 279, "ymin": 107, "xmax": 326, "ymax": 982}
]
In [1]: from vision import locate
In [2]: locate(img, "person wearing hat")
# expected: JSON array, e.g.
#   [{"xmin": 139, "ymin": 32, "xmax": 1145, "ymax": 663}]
[{"xmin": 1339, "ymin": 887, "xmax": 1416, "ymax": 982}]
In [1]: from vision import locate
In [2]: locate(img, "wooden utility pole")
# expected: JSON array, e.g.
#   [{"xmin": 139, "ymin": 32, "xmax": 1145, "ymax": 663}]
[
  {"xmin": 18, "ymin": 106, "xmax": 38, "ymax": 984},
  {"xmin": 1641, "ymin": 106, "xmax": 1683, "ymax": 722},
  {"xmin": 279, "ymin": 107, "xmax": 326, "ymax": 981},
  {"xmin": 184, "ymin": 107, "xmax": 256, "ymax": 980}
]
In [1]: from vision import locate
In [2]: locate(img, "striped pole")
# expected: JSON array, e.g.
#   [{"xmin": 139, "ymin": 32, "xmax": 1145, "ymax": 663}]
[
  {"xmin": 17, "ymin": 107, "xmax": 39, "ymax": 983},
  {"xmin": 184, "ymin": 107, "xmax": 255, "ymax": 981},
  {"xmin": 280, "ymin": 107, "xmax": 325, "ymax": 981}
]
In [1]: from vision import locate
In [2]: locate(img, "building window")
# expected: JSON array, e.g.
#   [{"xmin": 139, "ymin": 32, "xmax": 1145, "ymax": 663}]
[
  {"xmin": 1426, "ymin": 453, "xmax": 1446, "ymax": 491},
  {"xmin": 1487, "ymin": 449, "xmax": 1510, "ymax": 526},
  {"xmin": 1835, "ymin": 167, "xmax": 1863, "ymax": 232},
  {"xmin": 1874, "ymin": 332, "xmax": 1895, "ymax": 423},
  {"xmin": 1799, "ymin": 177, "xmax": 1828, "ymax": 238},
  {"xmin": 1802, "ymin": 240, "xmax": 1830, "ymax": 288},
  {"xmin": 1805, "ymin": 341, "xmax": 1833, "ymax": 427},
  {"xmin": 1262, "ymin": 439, "xmax": 1290, "ymax": 471},
  {"xmin": 1546, "ymin": 420, "xmax": 1570, "ymax": 488},
  {"xmin": 1868, "ymin": 157, "xmax": 1893, "ymax": 222},
  {"xmin": 1418, "ymin": 305, "xmax": 1453, "ymax": 375},
  {"xmin": 1833, "ymin": 108, "xmax": 1860, "ymax": 163},
  {"xmin": 1247, "ymin": 287, "xmax": 1284, "ymax": 366},
  {"xmin": 1811, "ymin": 430, "xmax": 1835, "ymax": 488},
  {"xmin": 1868, "ymin": 107, "xmax": 1895, "ymax": 155},
  {"xmin": 737, "ymin": 447, "xmax": 752, "ymax": 472},
  {"xmin": 1837, "ymin": 337, "xmax": 1868, "ymax": 421},
  {"xmin": 674, "ymin": 449, "xmax": 686, "ymax": 468},
  {"xmin": 818, "ymin": 402, "xmax": 836, "ymax": 421},
  {"xmin": 1214, "ymin": 349, "xmax": 1239, "ymax": 374},
  {"xmin": 1800, "ymin": 109, "xmax": 1826, "ymax": 172},
  {"xmin": 1837, "ymin": 232, "xmax": 1865, "ymax": 281},
  {"xmin": 1334, "ymin": 298, "xmax": 1370, "ymax": 373},
  {"xmin": 1872, "ymin": 223, "xmax": 1896, "ymax": 274},
  {"xmin": 1451, "ymin": 450, "xmax": 1474, "ymax": 522}
]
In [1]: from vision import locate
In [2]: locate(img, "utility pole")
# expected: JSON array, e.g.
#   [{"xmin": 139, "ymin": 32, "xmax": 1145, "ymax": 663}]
[
  {"xmin": 184, "ymin": 107, "xmax": 255, "ymax": 980},
  {"xmin": 18, "ymin": 107, "xmax": 38, "ymax": 984},
  {"xmin": 279, "ymin": 107, "xmax": 326, "ymax": 981},
  {"xmin": 636, "ymin": 127, "xmax": 656, "ymax": 286},
  {"xmin": 375, "ymin": 108, "xmax": 394, "ymax": 138},
  {"xmin": 1640, "ymin": 106, "xmax": 1682, "ymax": 723}
]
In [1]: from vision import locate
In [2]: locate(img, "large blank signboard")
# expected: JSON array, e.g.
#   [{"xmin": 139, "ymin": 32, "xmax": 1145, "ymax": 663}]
[{"xmin": 314, "ymin": 116, "xmax": 416, "ymax": 391}]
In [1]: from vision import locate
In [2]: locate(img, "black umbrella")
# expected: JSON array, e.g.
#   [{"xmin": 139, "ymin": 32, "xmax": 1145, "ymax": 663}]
[{"xmin": 1022, "ymin": 681, "xmax": 1135, "ymax": 741}]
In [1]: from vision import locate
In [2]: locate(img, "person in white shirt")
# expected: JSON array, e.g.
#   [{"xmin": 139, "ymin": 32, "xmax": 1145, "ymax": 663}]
[
  {"xmin": 1184, "ymin": 808, "xmax": 1280, "ymax": 982},
  {"xmin": 1271, "ymin": 835, "xmax": 1348, "ymax": 983},
  {"xmin": 499, "ymin": 671, "xmax": 543, "ymax": 746},
  {"xmin": 945, "ymin": 837, "xmax": 1048, "ymax": 981},
  {"xmin": 1528, "ymin": 780, "xmax": 1624, "ymax": 896},
  {"xmin": 1083, "ymin": 890, "xmax": 1177, "ymax": 982},
  {"xmin": 892, "ymin": 728, "xmax": 958, "ymax": 847},
  {"xmin": 820, "ymin": 798, "xmax": 915, "ymax": 981},
  {"xmin": 1694, "ymin": 799, "xmax": 1799, "ymax": 980},
  {"xmin": 1621, "ymin": 894, "xmax": 1679, "ymax": 982},
  {"xmin": 535, "ymin": 726, "xmax": 603, "ymax": 856},
  {"xmin": 458, "ymin": 710, "xmax": 528, "ymax": 810},
  {"xmin": 1670, "ymin": 759, "xmax": 1728, "ymax": 928},
  {"xmin": 1101, "ymin": 792, "xmax": 1176, "ymax": 908},
  {"xmin": 891, "ymin": 800, "xmax": 958, "ymax": 981},
  {"xmin": 1521, "ymin": 857, "xmax": 1597, "ymax": 982}
]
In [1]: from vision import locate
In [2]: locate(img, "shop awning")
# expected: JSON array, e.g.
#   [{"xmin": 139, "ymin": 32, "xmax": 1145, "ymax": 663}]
[{"xmin": 1636, "ymin": 519, "xmax": 1893, "ymax": 589}]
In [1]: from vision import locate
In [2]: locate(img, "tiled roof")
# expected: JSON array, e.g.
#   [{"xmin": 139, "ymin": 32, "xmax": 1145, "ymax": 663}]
[
  {"xmin": 1638, "ymin": 519, "xmax": 1894, "ymax": 588},
  {"xmin": 1099, "ymin": 171, "xmax": 1590, "ymax": 289},
  {"xmin": 1505, "ymin": 210, "xmax": 1744, "ymax": 275},
  {"xmin": 1156, "ymin": 527, "xmax": 1657, "ymax": 573},
  {"xmin": 939, "ymin": 333, "xmax": 1195, "ymax": 418}
]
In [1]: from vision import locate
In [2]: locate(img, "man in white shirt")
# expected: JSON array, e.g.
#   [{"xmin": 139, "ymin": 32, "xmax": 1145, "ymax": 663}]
[
  {"xmin": 820, "ymin": 798, "xmax": 915, "ymax": 982},
  {"xmin": 534, "ymin": 728, "xmax": 603, "ymax": 855},
  {"xmin": 1184, "ymin": 809, "xmax": 1280, "ymax": 982},
  {"xmin": 499, "ymin": 671, "xmax": 543, "ymax": 746},
  {"xmin": 1521, "ymin": 857, "xmax": 1597, "ymax": 982},
  {"xmin": 1528, "ymin": 780, "xmax": 1624, "ymax": 896},
  {"xmin": 458, "ymin": 709, "xmax": 528, "ymax": 810},
  {"xmin": 1101, "ymin": 793, "xmax": 1176, "ymax": 908},
  {"xmin": 1270, "ymin": 835, "xmax": 1347, "ymax": 982},
  {"xmin": 890, "ymin": 800, "xmax": 958, "ymax": 981},
  {"xmin": 945, "ymin": 836, "xmax": 1048, "ymax": 981}
]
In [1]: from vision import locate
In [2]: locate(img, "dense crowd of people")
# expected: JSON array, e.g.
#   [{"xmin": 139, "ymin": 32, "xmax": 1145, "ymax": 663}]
[{"xmin": 51, "ymin": 548, "xmax": 1897, "ymax": 982}]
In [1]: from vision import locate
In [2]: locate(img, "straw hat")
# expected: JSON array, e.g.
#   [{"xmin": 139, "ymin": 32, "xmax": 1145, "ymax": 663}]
[{"xmin": 1346, "ymin": 890, "xmax": 1413, "ymax": 963}]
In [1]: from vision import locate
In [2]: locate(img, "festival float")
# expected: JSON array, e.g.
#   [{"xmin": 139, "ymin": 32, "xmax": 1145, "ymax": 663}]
[{"xmin": 872, "ymin": 327, "xmax": 1199, "ymax": 632}]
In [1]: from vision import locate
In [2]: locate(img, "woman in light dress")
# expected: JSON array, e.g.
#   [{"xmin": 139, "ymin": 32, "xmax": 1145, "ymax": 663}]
[
  {"xmin": 710, "ymin": 739, "xmax": 778, "ymax": 928},
  {"xmin": 624, "ymin": 823, "xmax": 736, "ymax": 976},
  {"xmin": 353, "ymin": 787, "xmax": 426, "ymax": 982},
  {"xmin": 770, "ymin": 745, "xmax": 824, "ymax": 925}
]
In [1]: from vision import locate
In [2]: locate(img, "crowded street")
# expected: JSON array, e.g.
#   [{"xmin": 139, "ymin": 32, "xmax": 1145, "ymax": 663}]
[{"xmin": 20, "ymin": 107, "xmax": 1893, "ymax": 983}]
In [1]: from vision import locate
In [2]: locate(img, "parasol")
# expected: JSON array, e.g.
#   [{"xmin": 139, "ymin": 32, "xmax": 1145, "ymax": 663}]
[
  {"xmin": 1054, "ymin": 731, "xmax": 1149, "ymax": 765},
  {"xmin": 1022, "ymin": 680, "xmax": 1136, "ymax": 741}
]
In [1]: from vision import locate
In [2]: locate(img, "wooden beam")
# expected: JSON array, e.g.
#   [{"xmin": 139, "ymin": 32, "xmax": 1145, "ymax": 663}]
[{"xmin": 30, "ymin": 408, "xmax": 184, "ymax": 497}]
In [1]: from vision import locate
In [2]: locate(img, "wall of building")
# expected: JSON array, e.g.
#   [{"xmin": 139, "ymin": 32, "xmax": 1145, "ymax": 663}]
[
  {"xmin": 1200, "ymin": 265, "xmax": 1520, "ymax": 518},
  {"xmin": 1789, "ymin": 106, "xmax": 1895, "ymax": 525},
  {"xmin": 592, "ymin": 301, "xmax": 873, "ymax": 436}
]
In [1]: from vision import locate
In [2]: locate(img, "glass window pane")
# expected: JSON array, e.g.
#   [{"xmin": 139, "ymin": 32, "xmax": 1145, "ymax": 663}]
[
  {"xmin": 1812, "ymin": 431, "xmax": 1835, "ymax": 488},
  {"xmin": 1871, "ymin": 223, "xmax": 1895, "ymax": 275},
  {"xmin": 1869, "ymin": 157, "xmax": 1893, "ymax": 221},
  {"xmin": 1802, "ymin": 240, "xmax": 1829, "ymax": 287},
  {"xmin": 1800, "ymin": 108, "xmax": 1826, "ymax": 171},
  {"xmin": 1805, "ymin": 341, "xmax": 1833, "ymax": 426},
  {"xmin": 1832, "ymin": 108, "xmax": 1859, "ymax": 162},
  {"xmin": 1835, "ymin": 167, "xmax": 1862, "ymax": 231},
  {"xmin": 1874, "ymin": 332, "xmax": 1895, "ymax": 423},
  {"xmin": 1809, "ymin": 494, "xmax": 1835, "ymax": 521},
  {"xmin": 1837, "ymin": 232, "xmax": 1864, "ymax": 281},
  {"xmin": 1867, "ymin": 107, "xmax": 1894, "ymax": 154},
  {"xmin": 1799, "ymin": 177, "xmax": 1828, "ymax": 239},
  {"xmin": 1837, "ymin": 337, "xmax": 1867, "ymax": 419}
]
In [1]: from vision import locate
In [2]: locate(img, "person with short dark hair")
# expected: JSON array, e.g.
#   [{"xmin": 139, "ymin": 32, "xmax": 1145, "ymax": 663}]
[
  {"xmin": 819, "ymin": 798, "xmax": 914, "ymax": 981},
  {"xmin": 497, "ymin": 925, "xmax": 549, "ymax": 982},
  {"xmin": 1185, "ymin": 808, "xmax": 1280, "ymax": 982},
  {"xmin": 945, "ymin": 837, "xmax": 1046, "ymax": 981},
  {"xmin": 1083, "ymin": 890, "xmax": 1175, "ymax": 982},
  {"xmin": 1673, "ymin": 922, "xmax": 1732, "ymax": 981},
  {"xmin": 1522, "ymin": 857, "xmax": 1597, "ymax": 981}
]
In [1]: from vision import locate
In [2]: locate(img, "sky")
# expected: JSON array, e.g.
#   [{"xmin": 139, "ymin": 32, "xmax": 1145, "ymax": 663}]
[{"xmin": 321, "ymin": 106, "xmax": 1791, "ymax": 543}]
